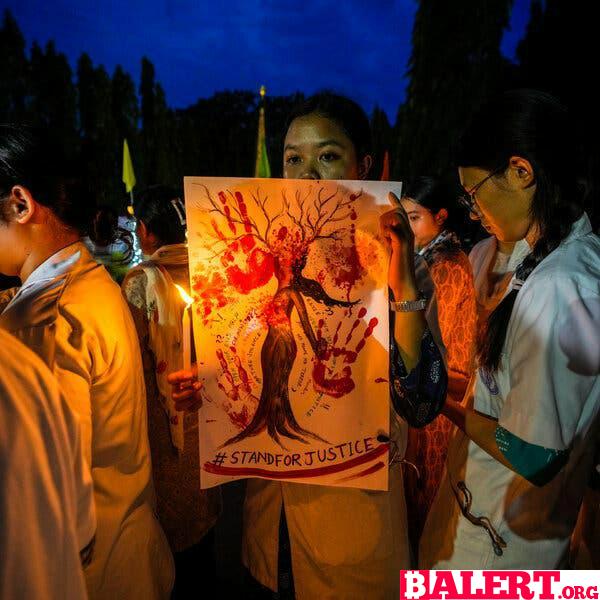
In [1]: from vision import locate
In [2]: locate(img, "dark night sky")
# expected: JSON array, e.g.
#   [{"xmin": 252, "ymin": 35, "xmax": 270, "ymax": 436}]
[{"xmin": 3, "ymin": 0, "xmax": 531, "ymax": 119}]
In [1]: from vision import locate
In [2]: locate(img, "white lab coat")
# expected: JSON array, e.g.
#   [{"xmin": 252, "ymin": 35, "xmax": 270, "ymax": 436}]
[
  {"xmin": 0, "ymin": 328, "xmax": 92, "ymax": 600},
  {"xmin": 242, "ymin": 411, "xmax": 410, "ymax": 599},
  {"xmin": 0, "ymin": 243, "xmax": 174, "ymax": 599},
  {"xmin": 421, "ymin": 214, "xmax": 600, "ymax": 568}
]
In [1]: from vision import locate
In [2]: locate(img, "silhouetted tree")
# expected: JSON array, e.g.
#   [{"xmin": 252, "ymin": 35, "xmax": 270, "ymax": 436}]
[
  {"xmin": 516, "ymin": 0, "xmax": 599, "ymax": 229},
  {"xmin": 111, "ymin": 65, "xmax": 139, "ymax": 141},
  {"xmin": 0, "ymin": 10, "xmax": 29, "ymax": 122},
  {"xmin": 394, "ymin": 0, "xmax": 514, "ymax": 181},
  {"xmin": 371, "ymin": 106, "xmax": 393, "ymax": 180},
  {"xmin": 29, "ymin": 41, "xmax": 78, "ymax": 163},
  {"xmin": 77, "ymin": 53, "xmax": 119, "ymax": 205}
]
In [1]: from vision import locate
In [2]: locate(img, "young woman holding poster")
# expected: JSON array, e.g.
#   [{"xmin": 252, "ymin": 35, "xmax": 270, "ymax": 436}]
[
  {"xmin": 240, "ymin": 94, "xmax": 409, "ymax": 600},
  {"xmin": 170, "ymin": 92, "xmax": 448, "ymax": 598},
  {"xmin": 416, "ymin": 90, "xmax": 600, "ymax": 568}
]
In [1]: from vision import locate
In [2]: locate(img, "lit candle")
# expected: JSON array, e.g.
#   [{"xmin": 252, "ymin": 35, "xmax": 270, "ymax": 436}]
[{"xmin": 175, "ymin": 284, "xmax": 193, "ymax": 371}]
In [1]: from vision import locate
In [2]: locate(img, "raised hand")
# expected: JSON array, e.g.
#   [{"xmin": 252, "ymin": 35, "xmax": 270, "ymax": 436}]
[
  {"xmin": 167, "ymin": 365, "xmax": 203, "ymax": 412},
  {"xmin": 380, "ymin": 193, "xmax": 417, "ymax": 298},
  {"xmin": 312, "ymin": 308, "xmax": 379, "ymax": 398}
]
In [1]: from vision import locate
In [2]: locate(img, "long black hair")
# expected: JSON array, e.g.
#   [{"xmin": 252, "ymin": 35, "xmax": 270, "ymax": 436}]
[
  {"xmin": 89, "ymin": 205, "xmax": 134, "ymax": 263},
  {"xmin": 458, "ymin": 89, "xmax": 584, "ymax": 371},
  {"xmin": 402, "ymin": 175, "xmax": 465, "ymax": 236},
  {"xmin": 0, "ymin": 124, "xmax": 94, "ymax": 234}
]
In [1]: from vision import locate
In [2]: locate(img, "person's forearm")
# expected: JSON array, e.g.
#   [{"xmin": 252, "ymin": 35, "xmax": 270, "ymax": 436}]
[
  {"xmin": 442, "ymin": 399, "xmax": 519, "ymax": 470},
  {"xmin": 443, "ymin": 399, "xmax": 570, "ymax": 485},
  {"xmin": 391, "ymin": 280, "xmax": 426, "ymax": 372}
]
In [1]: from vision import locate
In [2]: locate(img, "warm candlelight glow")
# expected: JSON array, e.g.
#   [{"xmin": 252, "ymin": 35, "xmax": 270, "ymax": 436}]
[
  {"xmin": 175, "ymin": 284, "xmax": 193, "ymax": 307},
  {"xmin": 176, "ymin": 284, "xmax": 193, "ymax": 373}
]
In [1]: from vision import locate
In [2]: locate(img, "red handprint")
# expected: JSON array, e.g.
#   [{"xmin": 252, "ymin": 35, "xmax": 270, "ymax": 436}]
[
  {"xmin": 210, "ymin": 191, "xmax": 274, "ymax": 294},
  {"xmin": 312, "ymin": 307, "xmax": 378, "ymax": 398},
  {"xmin": 215, "ymin": 346, "xmax": 259, "ymax": 430},
  {"xmin": 200, "ymin": 184, "xmax": 368, "ymax": 448},
  {"xmin": 192, "ymin": 271, "xmax": 230, "ymax": 321}
]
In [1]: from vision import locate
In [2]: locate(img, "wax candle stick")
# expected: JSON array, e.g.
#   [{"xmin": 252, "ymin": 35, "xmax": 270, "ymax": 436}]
[
  {"xmin": 182, "ymin": 304, "xmax": 191, "ymax": 371},
  {"xmin": 175, "ymin": 284, "xmax": 193, "ymax": 371}
]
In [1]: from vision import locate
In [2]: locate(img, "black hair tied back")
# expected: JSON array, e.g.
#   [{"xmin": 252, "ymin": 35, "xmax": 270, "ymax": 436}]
[
  {"xmin": 458, "ymin": 90, "xmax": 584, "ymax": 372},
  {"xmin": 0, "ymin": 124, "xmax": 95, "ymax": 234}
]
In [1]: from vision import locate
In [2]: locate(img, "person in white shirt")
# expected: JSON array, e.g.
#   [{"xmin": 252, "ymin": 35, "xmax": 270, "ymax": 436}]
[
  {"xmin": 0, "ymin": 125, "xmax": 174, "ymax": 599},
  {"xmin": 0, "ymin": 328, "xmax": 93, "ymax": 600},
  {"xmin": 416, "ymin": 90, "xmax": 600, "ymax": 568}
]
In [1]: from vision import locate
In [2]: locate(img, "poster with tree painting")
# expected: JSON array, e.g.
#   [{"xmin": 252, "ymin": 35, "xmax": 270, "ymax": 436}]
[{"xmin": 184, "ymin": 177, "xmax": 402, "ymax": 491}]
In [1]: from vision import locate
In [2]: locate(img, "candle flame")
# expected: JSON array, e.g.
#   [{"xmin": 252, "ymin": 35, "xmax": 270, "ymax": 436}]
[{"xmin": 175, "ymin": 284, "xmax": 193, "ymax": 307}]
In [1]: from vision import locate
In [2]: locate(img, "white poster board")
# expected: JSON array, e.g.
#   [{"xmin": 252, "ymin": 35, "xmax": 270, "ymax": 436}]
[{"xmin": 184, "ymin": 177, "xmax": 402, "ymax": 490}]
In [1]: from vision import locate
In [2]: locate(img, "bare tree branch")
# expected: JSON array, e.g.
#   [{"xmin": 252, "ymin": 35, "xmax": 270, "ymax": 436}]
[
  {"xmin": 281, "ymin": 189, "xmax": 304, "ymax": 235},
  {"xmin": 250, "ymin": 189, "xmax": 282, "ymax": 248}
]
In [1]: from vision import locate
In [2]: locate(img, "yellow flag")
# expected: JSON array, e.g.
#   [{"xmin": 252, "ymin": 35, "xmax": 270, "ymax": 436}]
[
  {"xmin": 122, "ymin": 139, "xmax": 136, "ymax": 193},
  {"xmin": 254, "ymin": 86, "xmax": 271, "ymax": 178}
]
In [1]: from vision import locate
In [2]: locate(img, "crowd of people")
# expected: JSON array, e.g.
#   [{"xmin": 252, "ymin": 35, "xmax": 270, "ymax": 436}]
[{"xmin": 0, "ymin": 89, "xmax": 598, "ymax": 600}]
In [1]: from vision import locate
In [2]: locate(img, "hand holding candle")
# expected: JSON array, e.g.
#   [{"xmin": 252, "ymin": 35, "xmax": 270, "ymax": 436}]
[{"xmin": 171, "ymin": 285, "xmax": 203, "ymax": 411}]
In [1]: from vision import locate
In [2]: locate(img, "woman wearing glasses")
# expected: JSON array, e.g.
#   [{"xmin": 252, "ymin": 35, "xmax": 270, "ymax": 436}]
[{"xmin": 415, "ymin": 89, "xmax": 600, "ymax": 568}]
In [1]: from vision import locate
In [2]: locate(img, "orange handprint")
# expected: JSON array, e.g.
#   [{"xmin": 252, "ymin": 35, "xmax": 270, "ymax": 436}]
[{"xmin": 312, "ymin": 307, "xmax": 379, "ymax": 398}]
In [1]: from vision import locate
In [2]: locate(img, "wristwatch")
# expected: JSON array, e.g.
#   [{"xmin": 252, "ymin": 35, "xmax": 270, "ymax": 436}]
[{"xmin": 389, "ymin": 297, "xmax": 427, "ymax": 312}]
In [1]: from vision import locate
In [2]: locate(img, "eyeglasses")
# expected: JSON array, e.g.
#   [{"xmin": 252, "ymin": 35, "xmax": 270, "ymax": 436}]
[{"xmin": 458, "ymin": 167, "xmax": 505, "ymax": 215}]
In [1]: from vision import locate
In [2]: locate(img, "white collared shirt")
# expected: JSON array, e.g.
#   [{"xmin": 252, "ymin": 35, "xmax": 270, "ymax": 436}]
[
  {"xmin": 1, "ymin": 242, "xmax": 174, "ymax": 599},
  {"xmin": 0, "ymin": 328, "xmax": 92, "ymax": 600},
  {"xmin": 423, "ymin": 214, "xmax": 600, "ymax": 569}
]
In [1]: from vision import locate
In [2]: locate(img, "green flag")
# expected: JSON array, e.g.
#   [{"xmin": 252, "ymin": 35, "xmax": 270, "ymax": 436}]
[
  {"xmin": 122, "ymin": 139, "xmax": 136, "ymax": 193},
  {"xmin": 254, "ymin": 87, "xmax": 271, "ymax": 178}
]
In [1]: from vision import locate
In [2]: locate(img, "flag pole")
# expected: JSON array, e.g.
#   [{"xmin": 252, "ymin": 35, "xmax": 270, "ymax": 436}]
[
  {"xmin": 254, "ymin": 85, "xmax": 271, "ymax": 178},
  {"xmin": 122, "ymin": 138, "xmax": 137, "ymax": 215}
]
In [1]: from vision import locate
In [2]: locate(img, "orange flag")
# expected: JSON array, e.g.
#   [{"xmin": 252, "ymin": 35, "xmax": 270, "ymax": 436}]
[{"xmin": 380, "ymin": 150, "xmax": 390, "ymax": 181}]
